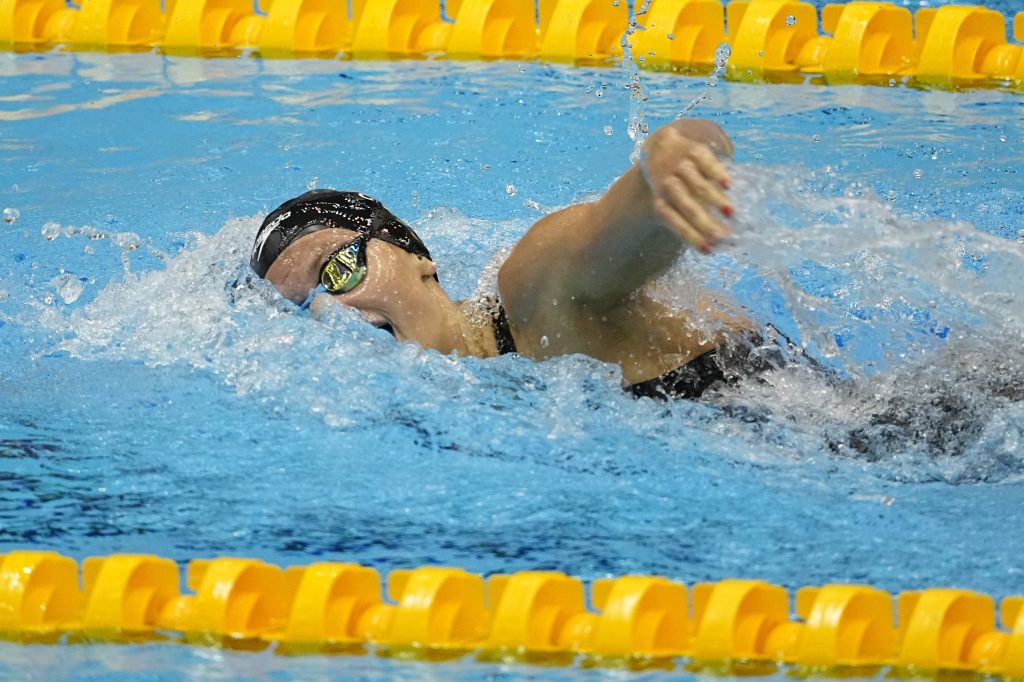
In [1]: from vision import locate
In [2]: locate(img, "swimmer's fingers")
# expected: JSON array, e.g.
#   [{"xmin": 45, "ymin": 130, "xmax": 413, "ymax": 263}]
[
  {"xmin": 689, "ymin": 144, "xmax": 732, "ymax": 195},
  {"xmin": 640, "ymin": 128, "xmax": 734, "ymax": 250},
  {"xmin": 658, "ymin": 174, "xmax": 730, "ymax": 251},
  {"xmin": 675, "ymin": 157, "xmax": 734, "ymax": 224},
  {"xmin": 651, "ymin": 194, "xmax": 710, "ymax": 253}
]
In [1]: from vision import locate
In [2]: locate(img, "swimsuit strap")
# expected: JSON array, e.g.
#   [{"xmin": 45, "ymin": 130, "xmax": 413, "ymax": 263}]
[{"xmin": 492, "ymin": 302, "xmax": 517, "ymax": 355}]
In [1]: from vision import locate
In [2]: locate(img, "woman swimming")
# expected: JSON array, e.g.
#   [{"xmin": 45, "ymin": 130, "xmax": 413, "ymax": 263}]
[{"xmin": 251, "ymin": 118, "xmax": 778, "ymax": 399}]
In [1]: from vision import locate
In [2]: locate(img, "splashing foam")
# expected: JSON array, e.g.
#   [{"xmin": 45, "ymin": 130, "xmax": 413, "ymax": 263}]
[
  {"xmin": 653, "ymin": 165, "xmax": 1024, "ymax": 482},
  {"xmin": 33, "ymin": 171, "xmax": 1024, "ymax": 482}
]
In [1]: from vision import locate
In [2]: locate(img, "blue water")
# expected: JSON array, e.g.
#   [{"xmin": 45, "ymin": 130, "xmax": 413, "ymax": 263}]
[{"xmin": 2, "ymin": 3, "xmax": 1024, "ymax": 678}]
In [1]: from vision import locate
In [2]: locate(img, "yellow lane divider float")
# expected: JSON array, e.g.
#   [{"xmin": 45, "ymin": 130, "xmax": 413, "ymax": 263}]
[
  {"xmin": 0, "ymin": 0, "xmax": 1023, "ymax": 87},
  {"xmin": 1, "ymin": 550, "xmax": 1024, "ymax": 676}
]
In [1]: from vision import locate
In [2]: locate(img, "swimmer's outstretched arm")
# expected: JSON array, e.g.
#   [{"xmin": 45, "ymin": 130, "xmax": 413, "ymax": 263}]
[{"xmin": 498, "ymin": 119, "xmax": 734, "ymax": 352}]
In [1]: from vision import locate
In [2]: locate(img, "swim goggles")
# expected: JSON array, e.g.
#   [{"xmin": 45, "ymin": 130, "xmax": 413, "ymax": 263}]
[{"xmin": 299, "ymin": 235, "xmax": 368, "ymax": 311}]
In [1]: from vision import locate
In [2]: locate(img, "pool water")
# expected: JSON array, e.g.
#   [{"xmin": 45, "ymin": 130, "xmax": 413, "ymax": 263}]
[{"xmin": 2, "ymin": 1, "xmax": 1024, "ymax": 677}]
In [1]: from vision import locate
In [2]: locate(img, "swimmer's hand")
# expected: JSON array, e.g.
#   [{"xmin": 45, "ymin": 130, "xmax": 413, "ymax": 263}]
[{"xmin": 638, "ymin": 120, "xmax": 734, "ymax": 254}]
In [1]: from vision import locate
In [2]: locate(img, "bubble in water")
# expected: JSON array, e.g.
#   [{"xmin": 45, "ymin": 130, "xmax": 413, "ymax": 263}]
[
  {"xmin": 595, "ymin": 90, "xmax": 603, "ymax": 98},
  {"xmin": 999, "ymin": 135, "xmax": 1007, "ymax": 143},
  {"xmin": 3, "ymin": 208, "xmax": 19, "ymax": 224},
  {"xmin": 50, "ymin": 273, "xmax": 85, "ymax": 305},
  {"xmin": 306, "ymin": 176, "xmax": 319, "ymax": 190},
  {"xmin": 41, "ymin": 222, "xmax": 60, "ymax": 241},
  {"xmin": 504, "ymin": 184, "xmax": 518, "ymax": 197},
  {"xmin": 813, "ymin": 134, "xmax": 822, "ymax": 142},
  {"xmin": 603, "ymin": 125, "xmax": 614, "ymax": 136},
  {"xmin": 785, "ymin": 15, "xmax": 796, "ymax": 26},
  {"xmin": 10, "ymin": 184, "xmax": 19, "ymax": 192},
  {"xmin": 913, "ymin": 169, "xmax": 923, "ymax": 179}
]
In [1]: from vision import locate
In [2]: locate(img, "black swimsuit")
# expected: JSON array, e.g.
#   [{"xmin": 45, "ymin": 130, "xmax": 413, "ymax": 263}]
[
  {"xmin": 628, "ymin": 330, "xmax": 809, "ymax": 400},
  {"xmin": 627, "ymin": 347, "xmax": 734, "ymax": 400},
  {"xmin": 491, "ymin": 302, "xmax": 518, "ymax": 355},
  {"xmin": 489, "ymin": 300, "xmax": 791, "ymax": 401}
]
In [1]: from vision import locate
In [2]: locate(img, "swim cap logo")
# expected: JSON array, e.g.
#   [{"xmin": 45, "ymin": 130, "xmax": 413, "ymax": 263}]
[{"xmin": 252, "ymin": 209, "xmax": 291, "ymax": 265}]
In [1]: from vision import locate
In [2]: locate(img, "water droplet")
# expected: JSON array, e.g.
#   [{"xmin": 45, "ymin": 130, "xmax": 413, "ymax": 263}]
[
  {"xmin": 887, "ymin": 190, "xmax": 897, "ymax": 202},
  {"xmin": 41, "ymin": 222, "xmax": 60, "ymax": 241},
  {"xmin": 758, "ymin": 50, "xmax": 765, "ymax": 58},
  {"xmin": 930, "ymin": 150, "xmax": 938, "ymax": 160},
  {"xmin": 112, "ymin": 233, "xmax": 141, "ymax": 250},
  {"xmin": 812, "ymin": 134, "xmax": 821, "ymax": 142},
  {"xmin": 3, "ymin": 208, "xmax": 19, "ymax": 224},
  {"xmin": 10, "ymin": 184, "xmax": 19, "ymax": 192},
  {"xmin": 595, "ymin": 90, "xmax": 603, "ymax": 98},
  {"xmin": 306, "ymin": 176, "xmax": 319, "ymax": 190},
  {"xmin": 83, "ymin": 245, "xmax": 95, "ymax": 254},
  {"xmin": 999, "ymin": 134, "xmax": 1007, "ymax": 143},
  {"xmin": 540, "ymin": 335, "xmax": 550, "ymax": 347},
  {"xmin": 714, "ymin": 43, "xmax": 731, "ymax": 64},
  {"xmin": 603, "ymin": 125, "xmax": 614, "ymax": 136},
  {"xmin": 888, "ymin": 79, "xmax": 897, "ymax": 87},
  {"xmin": 785, "ymin": 15, "xmax": 796, "ymax": 26},
  {"xmin": 50, "ymin": 273, "xmax": 84, "ymax": 305},
  {"xmin": 666, "ymin": 32, "xmax": 674, "ymax": 40},
  {"xmin": 913, "ymin": 169, "xmax": 922, "ymax": 179},
  {"xmin": 708, "ymin": 75, "xmax": 719, "ymax": 87},
  {"xmin": 504, "ymin": 184, "xmax": 518, "ymax": 197}
]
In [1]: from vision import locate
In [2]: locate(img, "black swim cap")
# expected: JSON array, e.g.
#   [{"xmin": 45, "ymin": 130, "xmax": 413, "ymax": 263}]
[{"xmin": 251, "ymin": 189, "xmax": 433, "ymax": 278}]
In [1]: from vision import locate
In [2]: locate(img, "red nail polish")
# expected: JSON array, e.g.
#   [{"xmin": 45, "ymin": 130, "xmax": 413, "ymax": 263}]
[
  {"xmin": 722, "ymin": 205, "xmax": 734, "ymax": 218},
  {"xmin": 720, "ymin": 179, "xmax": 731, "ymax": 190}
]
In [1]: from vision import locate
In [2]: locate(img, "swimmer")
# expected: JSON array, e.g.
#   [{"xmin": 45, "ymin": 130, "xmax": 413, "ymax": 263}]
[{"xmin": 252, "ymin": 118, "xmax": 781, "ymax": 399}]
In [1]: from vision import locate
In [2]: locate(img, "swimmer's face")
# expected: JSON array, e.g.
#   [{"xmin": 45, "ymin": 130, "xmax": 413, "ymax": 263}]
[{"xmin": 266, "ymin": 229, "xmax": 457, "ymax": 350}]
